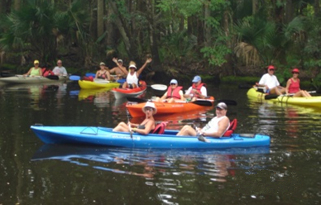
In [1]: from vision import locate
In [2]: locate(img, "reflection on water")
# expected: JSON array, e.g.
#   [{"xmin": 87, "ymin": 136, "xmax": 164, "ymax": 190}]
[{"xmin": 32, "ymin": 144, "xmax": 270, "ymax": 179}]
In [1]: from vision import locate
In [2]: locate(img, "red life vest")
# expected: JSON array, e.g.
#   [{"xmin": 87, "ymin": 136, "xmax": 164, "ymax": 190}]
[
  {"xmin": 191, "ymin": 83, "xmax": 205, "ymax": 98},
  {"xmin": 42, "ymin": 68, "xmax": 54, "ymax": 77},
  {"xmin": 288, "ymin": 78, "xmax": 300, "ymax": 93},
  {"xmin": 166, "ymin": 86, "xmax": 183, "ymax": 99}
]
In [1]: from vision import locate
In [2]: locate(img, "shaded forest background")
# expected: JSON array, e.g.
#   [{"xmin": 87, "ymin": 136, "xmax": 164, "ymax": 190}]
[{"xmin": 1, "ymin": 0, "xmax": 321, "ymax": 86}]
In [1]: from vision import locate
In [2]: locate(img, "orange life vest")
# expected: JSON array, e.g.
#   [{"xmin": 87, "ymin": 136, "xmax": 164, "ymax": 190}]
[
  {"xmin": 191, "ymin": 83, "xmax": 205, "ymax": 97},
  {"xmin": 166, "ymin": 86, "xmax": 183, "ymax": 99}
]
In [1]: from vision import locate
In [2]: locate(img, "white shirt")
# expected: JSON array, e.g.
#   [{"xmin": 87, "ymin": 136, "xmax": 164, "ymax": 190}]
[
  {"xmin": 201, "ymin": 116, "xmax": 229, "ymax": 136},
  {"xmin": 126, "ymin": 72, "xmax": 138, "ymax": 85},
  {"xmin": 53, "ymin": 66, "xmax": 68, "ymax": 76},
  {"xmin": 258, "ymin": 73, "xmax": 280, "ymax": 89},
  {"xmin": 185, "ymin": 86, "xmax": 207, "ymax": 97}
]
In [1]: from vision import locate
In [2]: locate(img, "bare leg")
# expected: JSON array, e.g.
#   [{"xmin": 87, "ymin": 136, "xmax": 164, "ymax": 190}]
[
  {"xmin": 176, "ymin": 125, "xmax": 197, "ymax": 136},
  {"xmin": 122, "ymin": 82, "xmax": 128, "ymax": 89},
  {"xmin": 302, "ymin": 90, "xmax": 312, "ymax": 97},
  {"xmin": 113, "ymin": 122, "xmax": 130, "ymax": 132}
]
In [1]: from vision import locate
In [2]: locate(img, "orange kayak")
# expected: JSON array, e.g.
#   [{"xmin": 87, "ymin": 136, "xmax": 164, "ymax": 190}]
[{"xmin": 126, "ymin": 96, "xmax": 214, "ymax": 117}]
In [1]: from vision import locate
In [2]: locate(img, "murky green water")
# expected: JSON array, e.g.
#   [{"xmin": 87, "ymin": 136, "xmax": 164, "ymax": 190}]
[{"xmin": 0, "ymin": 81, "xmax": 321, "ymax": 204}]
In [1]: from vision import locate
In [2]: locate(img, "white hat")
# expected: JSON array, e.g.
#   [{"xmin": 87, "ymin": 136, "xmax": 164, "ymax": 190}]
[
  {"xmin": 142, "ymin": 101, "xmax": 157, "ymax": 114},
  {"xmin": 117, "ymin": 59, "xmax": 123, "ymax": 63},
  {"xmin": 129, "ymin": 64, "xmax": 137, "ymax": 69},
  {"xmin": 100, "ymin": 62, "xmax": 105, "ymax": 66},
  {"xmin": 216, "ymin": 102, "xmax": 227, "ymax": 110},
  {"xmin": 170, "ymin": 79, "xmax": 178, "ymax": 84}
]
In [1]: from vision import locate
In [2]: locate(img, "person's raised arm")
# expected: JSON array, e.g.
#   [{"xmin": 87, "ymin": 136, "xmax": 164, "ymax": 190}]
[
  {"xmin": 136, "ymin": 58, "xmax": 152, "ymax": 76},
  {"xmin": 112, "ymin": 58, "xmax": 128, "ymax": 75}
]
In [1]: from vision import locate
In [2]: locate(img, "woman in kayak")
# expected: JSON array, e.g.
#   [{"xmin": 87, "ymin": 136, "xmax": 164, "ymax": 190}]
[
  {"xmin": 155, "ymin": 79, "xmax": 185, "ymax": 103},
  {"xmin": 113, "ymin": 101, "xmax": 156, "ymax": 134},
  {"xmin": 95, "ymin": 62, "xmax": 111, "ymax": 80},
  {"xmin": 176, "ymin": 102, "xmax": 230, "ymax": 138},
  {"xmin": 112, "ymin": 57, "xmax": 152, "ymax": 89},
  {"xmin": 285, "ymin": 68, "xmax": 311, "ymax": 97},
  {"xmin": 24, "ymin": 60, "xmax": 42, "ymax": 77}
]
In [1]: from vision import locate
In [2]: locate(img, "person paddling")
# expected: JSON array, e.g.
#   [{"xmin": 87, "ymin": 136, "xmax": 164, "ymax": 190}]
[
  {"xmin": 24, "ymin": 60, "xmax": 42, "ymax": 77},
  {"xmin": 256, "ymin": 65, "xmax": 285, "ymax": 95}
]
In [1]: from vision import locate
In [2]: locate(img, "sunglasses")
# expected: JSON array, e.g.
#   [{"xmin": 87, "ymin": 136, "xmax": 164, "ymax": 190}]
[
  {"xmin": 170, "ymin": 83, "xmax": 176, "ymax": 85},
  {"xmin": 292, "ymin": 72, "xmax": 299, "ymax": 74},
  {"xmin": 144, "ymin": 108, "xmax": 153, "ymax": 112},
  {"xmin": 269, "ymin": 69, "xmax": 275, "ymax": 71}
]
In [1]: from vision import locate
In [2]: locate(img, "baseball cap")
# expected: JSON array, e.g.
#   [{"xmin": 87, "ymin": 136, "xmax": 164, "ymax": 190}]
[
  {"xmin": 170, "ymin": 79, "xmax": 178, "ymax": 84},
  {"xmin": 292, "ymin": 68, "xmax": 300, "ymax": 73},
  {"xmin": 192, "ymin": 75, "xmax": 201, "ymax": 83},
  {"xmin": 129, "ymin": 64, "xmax": 137, "ymax": 69},
  {"xmin": 216, "ymin": 102, "xmax": 227, "ymax": 110},
  {"xmin": 34, "ymin": 60, "xmax": 39, "ymax": 64},
  {"xmin": 117, "ymin": 59, "xmax": 123, "ymax": 63},
  {"xmin": 100, "ymin": 62, "xmax": 105, "ymax": 66},
  {"xmin": 268, "ymin": 65, "xmax": 275, "ymax": 70}
]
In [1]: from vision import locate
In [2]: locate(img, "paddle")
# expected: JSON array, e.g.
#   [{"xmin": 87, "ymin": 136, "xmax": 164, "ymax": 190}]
[
  {"xmin": 264, "ymin": 91, "xmax": 316, "ymax": 100},
  {"xmin": 194, "ymin": 125, "xmax": 210, "ymax": 143},
  {"xmin": 126, "ymin": 97, "xmax": 213, "ymax": 106},
  {"xmin": 149, "ymin": 84, "xmax": 167, "ymax": 91},
  {"xmin": 69, "ymin": 75, "xmax": 81, "ymax": 81},
  {"xmin": 217, "ymin": 99, "xmax": 237, "ymax": 106}
]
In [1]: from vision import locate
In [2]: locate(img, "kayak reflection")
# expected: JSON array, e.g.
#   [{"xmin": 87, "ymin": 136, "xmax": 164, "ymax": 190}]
[{"xmin": 32, "ymin": 144, "xmax": 270, "ymax": 180}]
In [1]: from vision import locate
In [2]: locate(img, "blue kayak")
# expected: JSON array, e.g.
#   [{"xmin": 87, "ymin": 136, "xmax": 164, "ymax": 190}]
[{"xmin": 30, "ymin": 125, "xmax": 270, "ymax": 149}]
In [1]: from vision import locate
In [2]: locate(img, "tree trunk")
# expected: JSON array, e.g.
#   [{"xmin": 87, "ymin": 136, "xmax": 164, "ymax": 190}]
[
  {"xmin": 106, "ymin": 1, "xmax": 116, "ymax": 50},
  {"xmin": 285, "ymin": 0, "xmax": 293, "ymax": 24},
  {"xmin": 14, "ymin": 0, "xmax": 20, "ymax": 10},
  {"xmin": 314, "ymin": 0, "xmax": 320, "ymax": 17},
  {"xmin": 204, "ymin": 1, "xmax": 211, "ymax": 47},
  {"xmin": 97, "ymin": 0, "xmax": 104, "ymax": 38},
  {"xmin": 252, "ymin": 0, "xmax": 258, "ymax": 14}
]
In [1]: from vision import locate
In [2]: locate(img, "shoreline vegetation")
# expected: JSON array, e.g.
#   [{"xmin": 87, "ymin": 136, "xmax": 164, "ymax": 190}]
[{"xmin": 0, "ymin": 1, "xmax": 321, "ymax": 91}]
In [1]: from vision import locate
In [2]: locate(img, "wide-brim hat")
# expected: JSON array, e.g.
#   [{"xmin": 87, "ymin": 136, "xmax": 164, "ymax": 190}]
[{"xmin": 142, "ymin": 101, "xmax": 157, "ymax": 114}]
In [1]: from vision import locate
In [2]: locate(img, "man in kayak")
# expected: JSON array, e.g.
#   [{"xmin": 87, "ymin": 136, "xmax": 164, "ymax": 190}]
[
  {"xmin": 256, "ymin": 65, "xmax": 285, "ymax": 95},
  {"xmin": 52, "ymin": 60, "xmax": 68, "ymax": 76},
  {"xmin": 113, "ymin": 101, "xmax": 156, "ymax": 134},
  {"xmin": 184, "ymin": 75, "xmax": 207, "ymax": 101},
  {"xmin": 112, "ymin": 57, "xmax": 152, "ymax": 89},
  {"xmin": 109, "ymin": 59, "xmax": 127, "ymax": 81},
  {"xmin": 24, "ymin": 60, "xmax": 42, "ymax": 76},
  {"xmin": 95, "ymin": 62, "xmax": 111, "ymax": 81},
  {"xmin": 285, "ymin": 68, "xmax": 311, "ymax": 97},
  {"xmin": 154, "ymin": 79, "xmax": 185, "ymax": 103},
  {"xmin": 176, "ymin": 102, "xmax": 230, "ymax": 138}
]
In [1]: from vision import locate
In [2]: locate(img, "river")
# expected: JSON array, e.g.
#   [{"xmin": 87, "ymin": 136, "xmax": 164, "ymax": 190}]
[{"xmin": 0, "ymin": 81, "xmax": 320, "ymax": 204}]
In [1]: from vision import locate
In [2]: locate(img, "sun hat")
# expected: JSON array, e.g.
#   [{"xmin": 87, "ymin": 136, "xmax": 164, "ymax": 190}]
[
  {"xmin": 170, "ymin": 79, "xmax": 178, "ymax": 84},
  {"xmin": 192, "ymin": 75, "xmax": 201, "ymax": 83},
  {"xmin": 292, "ymin": 68, "xmax": 300, "ymax": 73},
  {"xmin": 216, "ymin": 102, "xmax": 227, "ymax": 110},
  {"xmin": 100, "ymin": 62, "xmax": 105, "ymax": 66},
  {"xmin": 117, "ymin": 59, "xmax": 123, "ymax": 63},
  {"xmin": 34, "ymin": 60, "xmax": 39, "ymax": 64},
  {"xmin": 268, "ymin": 65, "xmax": 275, "ymax": 70},
  {"xmin": 129, "ymin": 64, "xmax": 137, "ymax": 69},
  {"xmin": 142, "ymin": 101, "xmax": 157, "ymax": 114}
]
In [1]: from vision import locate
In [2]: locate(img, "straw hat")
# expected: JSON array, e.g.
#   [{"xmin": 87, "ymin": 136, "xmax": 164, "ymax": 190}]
[{"xmin": 142, "ymin": 101, "xmax": 157, "ymax": 114}]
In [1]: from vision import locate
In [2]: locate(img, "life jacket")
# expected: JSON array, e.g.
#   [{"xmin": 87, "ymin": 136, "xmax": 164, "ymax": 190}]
[
  {"xmin": 288, "ymin": 78, "xmax": 300, "ymax": 93},
  {"xmin": 166, "ymin": 86, "xmax": 183, "ymax": 99},
  {"xmin": 42, "ymin": 68, "xmax": 54, "ymax": 77},
  {"xmin": 191, "ymin": 83, "xmax": 205, "ymax": 97}
]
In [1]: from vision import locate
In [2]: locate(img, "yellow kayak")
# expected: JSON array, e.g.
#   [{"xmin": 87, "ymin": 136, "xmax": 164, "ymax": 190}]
[
  {"xmin": 78, "ymin": 80, "xmax": 120, "ymax": 89},
  {"xmin": 247, "ymin": 88, "xmax": 321, "ymax": 107}
]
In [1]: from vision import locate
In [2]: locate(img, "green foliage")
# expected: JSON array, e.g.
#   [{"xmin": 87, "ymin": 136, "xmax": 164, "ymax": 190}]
[
  {"xmin": 201, "ymin": 35, "xmax": 231, "ymax": 66},
  {"xmin": 221, "ymin": 76, "xmax": 258, "ymax": 83}
]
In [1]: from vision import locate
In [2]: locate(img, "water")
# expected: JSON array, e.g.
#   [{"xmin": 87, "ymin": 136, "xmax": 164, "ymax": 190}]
[{"xmin": 0, "ymin": 82, "xmax": 321, "ymax": 204}]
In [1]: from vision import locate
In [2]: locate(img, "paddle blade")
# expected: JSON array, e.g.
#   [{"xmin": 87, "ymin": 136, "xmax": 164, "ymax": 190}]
[
  {"xmin": 151, "ymin": 84, "xmax": 167, "ymax": 91},
  {"xmin": 217, "ymin": 99, "xmax": 237, "ymax": 106},
  {"xmin": 69, "ymin": 75, "xmax": 81, "ymax": 81},
  {"xmin": 127, "ymin": 97, "xmax": 147, "ymax": 103},
  {"xmin": 192, "ymin": 100, "xmax": 213, "ymax": 106},
  {"xmin": 264, "ymin": 94, "xmax": 278, "ymax": 100}
]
